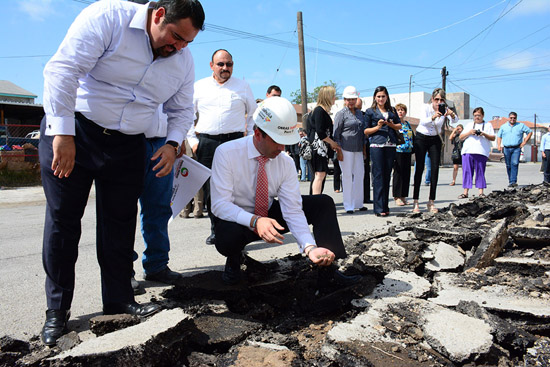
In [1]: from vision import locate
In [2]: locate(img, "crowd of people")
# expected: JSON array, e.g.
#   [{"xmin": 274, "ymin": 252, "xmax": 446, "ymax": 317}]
[{"xmin": 36, "ymin": 0, "xmax": 544, "ymax": 348}]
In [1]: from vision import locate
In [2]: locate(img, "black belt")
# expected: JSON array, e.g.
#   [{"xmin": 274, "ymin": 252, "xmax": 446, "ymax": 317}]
[
  {"xmin": 198, "ymin": 132, "xmax": 244, "ymax": 141},
  {"xmin": 75, "ymin": 112, "xmax": 125, "ymax": 136},
  {"xmin": 504, "ymin": 144, "xmax": 520, "ymax": 149}
]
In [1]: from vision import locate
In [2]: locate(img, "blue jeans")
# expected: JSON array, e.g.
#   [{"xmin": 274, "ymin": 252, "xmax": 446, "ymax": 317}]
[
  {"xmin": 370, "ymin": 147, "xmax": 396, "ymax": 214},
  {"xmin": 135, "ymin": 137, "xmax": 174, "ymax": 274},
  {"xmin": 503, "ymin": 147, "xmax": 521, "ymax": 184},
  {"xmin": 300, "ymin": 156, "xmax": 312, "ymax": 181}
]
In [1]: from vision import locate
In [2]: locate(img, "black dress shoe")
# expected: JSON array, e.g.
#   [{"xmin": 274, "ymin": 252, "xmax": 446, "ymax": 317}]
[
  {"xmin": 318, "ymin": 266, "xmax": 362, "ymax": 288},
  {"xmin": 331, "ymin": 269, "xmax": 362, "ymax": 286},
  {"xmin": 145, "ymin": 266, "xmax": 182, "ymax": 285},
  {"xmin": 103, "ymin": 302, "xmax": 161, "ymax": 317},
  {"xmin": 205, "ymin": 233, "xmax": 216, "ymax": 245},
  {"xmin": 41, "ymin": 309, "xmax": 70, "ymax": 346},
  {"xmin": 222, "ymin": 255, "xmax": 242, "ymax": 285},
  {"xmin": 346, "ymin": 210, "xmax": 354, "ymax": 214},
  {"xmin": 358, "ymin": 207, "xmax": 368, "ymax": 211},
  {"xmin": 131, "ymin": 277, "xmax": 145, "ymax": 295}
]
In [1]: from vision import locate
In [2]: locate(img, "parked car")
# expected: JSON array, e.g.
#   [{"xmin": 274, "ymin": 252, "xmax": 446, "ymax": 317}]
[
  {"xmin": 0, "ymin": 126, "xmax": 40, "ymax": 148},
  {"xmin": 25, "ymin": 130, "xmax": 40, "ymax": 139},
  {"xmin": 488, "ymin": 148, "xmax": 505, "ymax": 162}
]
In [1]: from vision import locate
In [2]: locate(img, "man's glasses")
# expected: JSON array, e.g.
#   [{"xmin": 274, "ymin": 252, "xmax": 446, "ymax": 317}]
[{"xmin": 216, "ymin": 62, "xmax": 233, "ymax": 67}]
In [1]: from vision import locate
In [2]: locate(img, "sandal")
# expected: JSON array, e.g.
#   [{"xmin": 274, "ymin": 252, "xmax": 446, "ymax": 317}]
[
  {"xmin": 427, "ymin": 202, "xmax": 438, "ymax": 213},
  {"xmin": 478, "ymin": 193, "xmax": 486, "ymax": 198},
  {"xmin": 449, "ymin": 181, "xmax": 455, "ymax": 186},
  {"xmin": 458, "ymin": 194, "xmax": 468, "ymax": 199},
  {"xmin": 412, "ymin": 206, "xmax": 421, "ymax": 214},
  {"xmin": 395, "ymin": 198, "xmax": 405, "ymax": 206}
]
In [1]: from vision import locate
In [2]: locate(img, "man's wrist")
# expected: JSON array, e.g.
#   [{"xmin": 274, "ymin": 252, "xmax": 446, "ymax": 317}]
[
  {"xmin": 166, "ymin": 140, "xmax": 179, "ymax": 154},
  {"xmin": 304, "ymin": 244, "xmax": 317, "ymax": 256}
]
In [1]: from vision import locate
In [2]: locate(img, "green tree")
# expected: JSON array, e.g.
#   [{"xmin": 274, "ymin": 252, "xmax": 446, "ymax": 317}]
[{"xmin": 290, "ymin": 80, "xmax": 340, "ymax": 104}]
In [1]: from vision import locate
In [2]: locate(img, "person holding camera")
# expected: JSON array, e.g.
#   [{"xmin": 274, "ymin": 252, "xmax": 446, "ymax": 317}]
[
  {"xmin": 458, "ymin": 107, "xmax": 495, "ymax": 198},
  {"xmin": 412, "ymin": 88, "xmax": 458, "ymax": 213}
]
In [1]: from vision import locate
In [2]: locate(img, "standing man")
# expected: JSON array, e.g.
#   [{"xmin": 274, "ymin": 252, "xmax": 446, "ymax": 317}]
[
  {"xmin": 210, "ymin": 97, "xmax": 361, "ymax": 286},
  {"xmin": 540, "ymin": 130, "xmax": 550, "ymax": 186},
  {"xmin": 188, "ymin": 49, "xmax": 257, "ymax": 245},
  {"xmin": 497, "ymin": 112, "xmax": 532, "ymax": 187},
  {"xmin": 266, "ymin": 85, "xmax": 282, "ymax": 98},
  {"xmin": 39, "ymin": 0, "xmax": 204, "ymax": 346}
]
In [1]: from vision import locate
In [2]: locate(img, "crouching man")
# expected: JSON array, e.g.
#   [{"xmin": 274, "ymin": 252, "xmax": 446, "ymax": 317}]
[{"xmin": 210, "ymin": 97, "xmax": 361, "ymax": 286}]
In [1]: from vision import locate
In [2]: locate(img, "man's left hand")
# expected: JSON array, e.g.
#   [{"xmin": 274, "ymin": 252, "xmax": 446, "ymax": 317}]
[
  {"xmin": 256, "ymin": 217, "xmax": 285, "ymax": 244},
  {"xmin": 151, "ymin": 144, "xmax": 177, "ymax": 177},
  {"xmin": 308, "ymin": 247, "xmax": 335, "ymax": 266}
]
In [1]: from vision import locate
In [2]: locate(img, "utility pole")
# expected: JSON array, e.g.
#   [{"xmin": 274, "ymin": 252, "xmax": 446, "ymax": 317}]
[
  {"xmin": 297, "ymin": 12, "xmax": 308, "ymax": 129},
  {"xmin": 441, "ymin": 66, "xmax": 448, "ymax": 91}
]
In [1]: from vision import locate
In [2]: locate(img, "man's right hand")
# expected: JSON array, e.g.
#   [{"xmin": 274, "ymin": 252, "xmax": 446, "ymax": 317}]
[
  {"xmin": 255, "ymin": 217, "xmax": 285, "ymax": 244},
  {"xmin": 308, "ymin": 247, "xmax": 335, "ymax": 266},
  {"xmin": 52, "ymin": 135, "xmax": 76, "ymax": 178},
  {"xmin": 498, "ymin": 145, "xmax": 503, "ymax": 152}
]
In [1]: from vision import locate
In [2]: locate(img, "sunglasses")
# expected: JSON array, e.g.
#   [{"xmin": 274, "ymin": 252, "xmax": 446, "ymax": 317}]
[{"xmin": 216, "ymin": 62, "xmax": 233, "ymax": 67}]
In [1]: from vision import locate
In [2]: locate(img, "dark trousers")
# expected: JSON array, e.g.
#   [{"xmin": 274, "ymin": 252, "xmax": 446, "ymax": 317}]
[
  {"xmin": 370, "ymin": 147, "xmax": 396, "ymax": 214},
  {"xmin": 363, "ymin": 146, "xmax": 371, "ymax": 202},
  {"xmin": 544, "ymin": 150, "xmax": 550, "ymax": 183},
  {"xmin": 214, "ymin": 195, "xmax": 347, "ymax": 260},
  {"xmin": 39, "ymin": 114, "xmax": 146, "ymax": 310},
  {"xmin": 392, "ymin": 152, "xmax": 412, "ymax": 198},
  {"xmin": 196, "ymin": 133, "xmax": 244, "ymax": 232},
  {"xmin": 413, "ymin": 132, "xmax": 442, "ymax": 200},
  {"xmin": 333, "ymin": 158, "xmax": 342, "ymax": 191}
]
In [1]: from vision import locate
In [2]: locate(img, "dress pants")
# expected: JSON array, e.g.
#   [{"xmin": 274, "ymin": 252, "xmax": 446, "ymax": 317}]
[
  {"xmin": 138, "ymin": 137, "xmax": 173, "ymax": 275},
  {"xmin": 196, "ymin": 133, "xmax": 244, "ymax": 231},
  {"xmin": 544, "ymin": 150, "xmax": 550, "ymax": 183},
  {"xmin": 341, "ymin": 150, "xmax": 364, "ymax": 211},
  {"xmin": 392, "ymin": 152, "xmax": 412, "ymax": 198},
  {"xmin": 40, "ymin": 114, "xmax": 146, "ymax": 310},
  {"xmin": 214, "ymin": 195, "xmax": 347, "ymax": 260},
  {"xmin": 370, "ymin": 147, "xmax": 396, "ymax": 214},
  {"xmin": 503, "ymin": 147, "xmax": 521, "ymax": 185},
  {"xmin": 413, "ymin": 133, "xmax": 441, "ymax": 200},
  {"xmin": 333, "ymin": 158, "xmax": 342, "ymax": 191},
  {"xmin": 363, "ymin": 145, "xmax": 371, "ymax": 203}
]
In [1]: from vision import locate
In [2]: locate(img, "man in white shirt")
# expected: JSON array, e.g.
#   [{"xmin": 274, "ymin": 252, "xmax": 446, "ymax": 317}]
[
  {"xmin": 39, "ymin": 0, "xmax": 204, "ymax": 346},
  {"xmin": 188, "ymin": 49, "xmax": 257, "ymax": 245},
  {"xmin": 210, "ymin": 97, "xmax": 361, "ymax": 286}
]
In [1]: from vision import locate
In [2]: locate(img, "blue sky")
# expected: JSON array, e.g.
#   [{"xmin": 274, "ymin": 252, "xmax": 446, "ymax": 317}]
[{"xmin": 1, "ymin": 0, "xmax": 549, "ymax": 123}]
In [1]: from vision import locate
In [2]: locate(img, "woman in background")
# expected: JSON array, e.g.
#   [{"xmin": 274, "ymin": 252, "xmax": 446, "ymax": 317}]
[
  {"xmin": 392, "ymin": 103, "xmax": 414, "ymax": 206},
  {"xmin": 449, "ymin": 124, "xmax": 464, "ymax": 186},
  {"xmin": 364, "ymin": 86, "xmax": 401, "ymax": 217}
]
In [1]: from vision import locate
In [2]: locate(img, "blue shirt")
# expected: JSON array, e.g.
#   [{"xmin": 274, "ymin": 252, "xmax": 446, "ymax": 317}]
[
  {"xmin": 540, "ymin": 132, "xmax": 550, "ymax": 152},
  {"xmin": 497, "ymin": 122, "xmax": 532, "ymax": 147},
  {"xmin": 43, "ymin": 0, "xmax": 195, "ymax": 144},
  {"xmin": 396, "ymin": 120, "xmax": 414, "ymax": 153}
]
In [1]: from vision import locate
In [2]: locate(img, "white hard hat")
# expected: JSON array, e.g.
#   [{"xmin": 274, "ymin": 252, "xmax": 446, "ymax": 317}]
[
  {"xmin": 253, "ymin": 97, "xmax": 299, "ymax": 145},
  {"xmin": 342, "ymin": 86, "xmax": 358, "ymax": 99}
]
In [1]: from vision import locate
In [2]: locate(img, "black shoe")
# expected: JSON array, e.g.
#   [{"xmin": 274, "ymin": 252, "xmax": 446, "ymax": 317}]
[
  {"xmin": 543, "ymin": 181, "xmax": 550, "ymax": 187},
  {"xmin": 145, "ymin": 266, "xmax": 182, "ymax": 285},
  {"xmin": 346, "ymin": 210, "xmax": 354, "ymax": 214},
  {"xmin": 508, "ymin": 183, "xmax": 518, "ymax": 188},
  {"xmin": 364, "ymin": 199, "xmax": 373, "ymax": 204},
  {"xmin": 318, "ymin": 267, "xmax": 362, "ymax": 288},
  {"xmin": 131, "ymin": 276, "xmax": 145, "ymax": 295},
  {"xmin": 332, "ymin": 269, "xmax": 362, "ymax": 286},
  {"xmin": 358, "ymin": 207, "xmax": 368, "ymax": 211},
  {"xmin": 41, "ymin": 309, "xmax": 70, "ymax": 346},
  {"xmin": 222, "ymin": 255, "xmax": 242, "ymax": 285},
  {"xmin": 103, "ymin": 302, "xmax": 161, "ymax": 317},
  {"xmin": 205, "ymin": 233, "xmax": 216, "ymax": 245}
]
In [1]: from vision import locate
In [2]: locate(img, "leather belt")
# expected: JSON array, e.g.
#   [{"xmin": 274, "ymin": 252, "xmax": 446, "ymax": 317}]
[
  {"xmin": 198, "ymin": 132, "xmax": 244, "ymax": 141},
  {"xmin": 75, "ymin": 112, "xmax": 124, "ymax": 136}
]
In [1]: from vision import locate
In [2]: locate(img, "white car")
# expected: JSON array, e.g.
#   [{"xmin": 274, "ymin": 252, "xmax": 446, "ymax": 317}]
[{"xmin": 25, "ymin": 130, "xmax": 40, "ymax": 139}]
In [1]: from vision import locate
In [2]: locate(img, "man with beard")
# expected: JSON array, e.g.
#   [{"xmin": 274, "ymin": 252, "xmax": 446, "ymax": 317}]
[
  {"xmin": 39, "ymin": 0, "xmax": 204, "ymax": 346},
  {"xmin": 188, "ymin": 49, "xmax": 257, "ymax": 245}
]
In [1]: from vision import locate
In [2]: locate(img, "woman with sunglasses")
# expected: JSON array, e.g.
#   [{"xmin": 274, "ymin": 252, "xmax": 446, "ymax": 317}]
[
  {"xmin": 412, "ymin": 88, "xmax": 458, "ymax": 213},
  {"xmin": 364, "ymin": 86, "xmax": 401, "ymax": 217}
]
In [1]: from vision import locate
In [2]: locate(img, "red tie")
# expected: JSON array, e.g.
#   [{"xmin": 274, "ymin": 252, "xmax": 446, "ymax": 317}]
[{"xmin": 255, "ymin": 156, "xmax": 269, "ymax": 217}]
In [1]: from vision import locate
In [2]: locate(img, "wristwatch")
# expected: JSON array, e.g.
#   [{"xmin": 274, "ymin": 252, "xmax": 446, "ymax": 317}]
[{"xmin": 166, "ymin": 140, "xmax": 179, "ymax": 154}]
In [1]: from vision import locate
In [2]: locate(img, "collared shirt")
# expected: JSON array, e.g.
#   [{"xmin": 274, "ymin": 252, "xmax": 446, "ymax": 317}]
[
  {"xmin": 210, "ymin": 136, "xmax": 315, "ymax": 253},
  {"xmin": 416, "ymin": 103, "xmax": 458, "ymax": 136},
  {"xmin": 188, "ymin": 75, "xmax": 257, "ymax": 147},
  {"xmin": 43, "ymin": 0, "xmax": 195, "ymax": 144},
  {"xmin": 497, "ymin": 122, "xmax": 532, "ymax": 147},
  {"xmin": 461, "ymin": 121, "xmax": 495, "ymax": 157},
  {"xmin": 333, "ymin": 107, "xmax": 365, "ymax": 152},
  {"xmin": 540, "ymin": 132, "xmax": 550, "ymax": 152}
]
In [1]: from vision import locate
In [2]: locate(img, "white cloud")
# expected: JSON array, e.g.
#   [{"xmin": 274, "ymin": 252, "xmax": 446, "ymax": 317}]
[
  {"xmin": 494, "ymin": 51, "xmax": 535, "ymax": 70},
  {"xmin": 511, "ymin": 0, "xmax": 550, "ymax": 16},
  {"xmin": 19, "ymin": 0, "xmax": 55, "ymax": 21}
]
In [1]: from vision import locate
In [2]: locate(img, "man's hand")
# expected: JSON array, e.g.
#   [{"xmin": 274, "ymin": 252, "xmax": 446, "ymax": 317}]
[
  {"xmin": 192, "ymin": 143, "xmax": 198, "ymax": 155},
  {"xmin": 498, "ymin": 145, "xmax": 503, "ymax": 152},
  {"xmin": 543, "ymin": 151, "xmax": 546, "ymax": 159},
  {"xmin": 308, "ymin": 247, "xmax": 335, "ymax": 266},
  {"xmin": 151, "ymin": 144, "xmax": 177, "ymax": 177},
  {"xmin": 51, "ymin": 135, "xmax": 76, "ymax": 178},
  {"xmin": 255, "ymin": 217, "xmax": 285, "ymax": 244}
]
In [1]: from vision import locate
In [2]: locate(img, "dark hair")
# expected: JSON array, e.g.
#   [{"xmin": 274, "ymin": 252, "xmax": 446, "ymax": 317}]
[
  {"xmin": 267, "ymin": 85, "xmax": 282, "ymax": 95},
  {"xmin": 370, "ymin": 86, "xmax": 392, "ymax": 111},
  {"xmin": 211, "ymin": 49, "xmax": 233, "ymax": 62},
  {"xmin": 473, "ymin": 107, "xmax": 485, "ymax": 116},
  {"xmin": 155, "ymin": 0, "xmax": 205, "ymax": 31},
  {"xmin": 509, "ymin": 111, "xmax": 517, "ymax": 118},
  {"xmin": 432, "ymin": 88, "xmax": 446, "ymax": 100},
  {"xmin": 253, "ymin": 125, "xmax": 267, "ymax": 137}
]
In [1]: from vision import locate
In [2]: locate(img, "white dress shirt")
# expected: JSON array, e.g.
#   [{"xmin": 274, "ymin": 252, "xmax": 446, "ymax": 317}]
[
  {"xmin": 211, "ymin": 136, "xmax": 315, "ymax": 252},
  {"xmin": 416, "ymin": 103, "xmax": 458, "ymax": 136},
  {"xmin": 43, "ymin": 0, "xmax": 195, "ymax": 144},
  {"xmin": 461, "ymin": 121, "xmax": 495, "ymax": 157},
  {"xmin": 187, "ymin": 75, "xmax": 257, "ymax": 147}
]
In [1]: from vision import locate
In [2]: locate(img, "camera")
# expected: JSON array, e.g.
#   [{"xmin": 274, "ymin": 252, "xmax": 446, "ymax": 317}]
[
  {"xmin": 475, "ymin": 130, "xmax": 482, "ymax": 136},
  {"xmin": 438, "ymin": 103, "xmax": 446, "ymax": 115}
]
